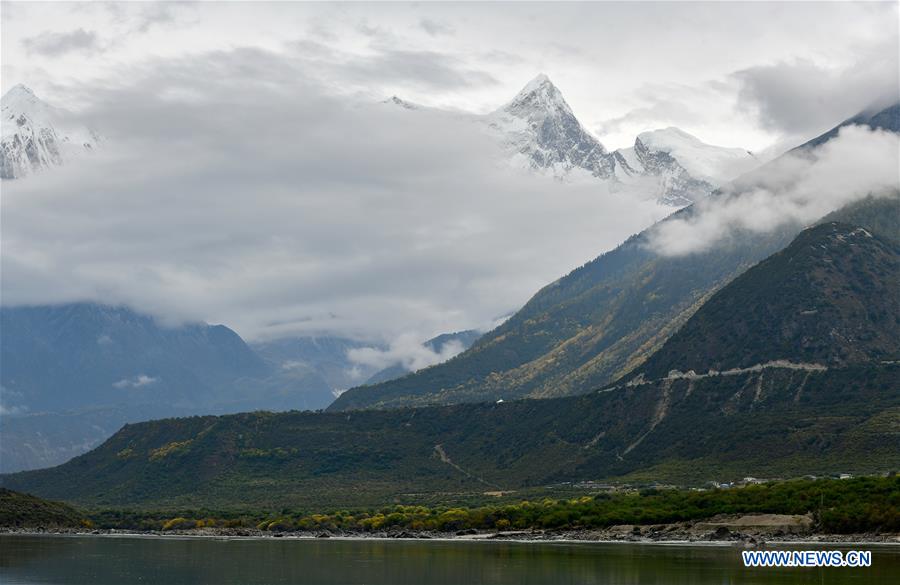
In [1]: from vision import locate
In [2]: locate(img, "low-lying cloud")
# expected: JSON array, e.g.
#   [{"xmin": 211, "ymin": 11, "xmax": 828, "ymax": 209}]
[
  {"xmin": 347, "ymin": 333, "xmax": 466, "ymax": 374},
  {"xmin": 648, "ymin": 125, "xmax": 900, "ymax": 256},
  {"xmin": 735, "ymin": 46, "xmax": 899, "ymax": 141},
  {"xmin": 21, "ymin": 28, "xmax": 100, "ymax": 57},
  {"xmin": 112, "ymin": 375, "xmax": 158, "ymax": 389},
  {"xmin": 1, "ymin": 48, "xmax": 669, "ymax": 343}
]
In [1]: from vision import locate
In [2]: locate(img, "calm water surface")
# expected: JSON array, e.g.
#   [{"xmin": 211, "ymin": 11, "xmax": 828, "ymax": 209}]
[{"xmin": 1, "ymin": 535, "xmax": 897, "ymax": 585}]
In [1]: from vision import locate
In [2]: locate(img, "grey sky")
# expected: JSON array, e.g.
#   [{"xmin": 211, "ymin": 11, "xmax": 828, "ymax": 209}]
[
  {"xmin": 2, "ymin": 1, "xmax": 897, "ymax": 150},
  {"xmin": 0, "ymin": 50, "xmax": 668, "ymax": 341},
  {"xmin": 649, "ymin": 126, "xmax": 900, "ymax": 255},
  {"xmin": 20, "ymin": 27, "xmax": 99, "ymax": 57},
  {"xmin": 1, "ymin": 1, "xmax": 898, "ymax": 347}
]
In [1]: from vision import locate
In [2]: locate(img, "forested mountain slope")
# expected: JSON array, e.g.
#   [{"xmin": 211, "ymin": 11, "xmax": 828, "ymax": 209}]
[
  {"xmin": 6, "ymin": 221, "xmax": 897, "ymax": 509},
  {"xmin": 330, "ymin": 103, "xmax": 899, "ymax": 412}
]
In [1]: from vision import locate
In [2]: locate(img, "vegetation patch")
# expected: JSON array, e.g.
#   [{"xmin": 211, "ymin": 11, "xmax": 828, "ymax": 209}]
[
  {"xmin": 149, "ymin": 440, "xmax": 194, "ymax": 461},
  {"xmin": 82, "ymin": 477, "xmax": 899, "ymax": 536},
  {"xmin": 0, "ymin": 488, "xmax": 87, "ymax": 529}
]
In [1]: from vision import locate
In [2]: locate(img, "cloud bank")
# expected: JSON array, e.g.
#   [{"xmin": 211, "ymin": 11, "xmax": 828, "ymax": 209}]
[
  {"xmin": 648, "ymin": 126, "xmax": 900, "ymax": 256},
  {"xmin": 4, "ymin": 2, "xmax": 895, "ymax": 152},
  {"xmin": 21, "ymin": 28, "xmax": 100, "ymax": 57},
  {"xmin": 1, "ymin": 48, "xmax": 669, "ymax": 344},
  {"xmin": 112, "ymin": 375, "xmax": 158, "ymax": 389},
  {"xmin": 734, "ymin": 48, "xmax": 899, "ymax": 141},
  {"xmin": 347, "ymin": 333, "xmax": 466, "ymax": 374}
]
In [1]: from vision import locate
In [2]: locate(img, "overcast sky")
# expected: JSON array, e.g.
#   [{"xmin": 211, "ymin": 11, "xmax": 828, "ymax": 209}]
[
  {"xmin": 3, "ymin": 1, "xmax": 897, "ymax": 151},
  {"xmin": 1, "ymin": 1, "xmax": 898, "ymax": 352}
]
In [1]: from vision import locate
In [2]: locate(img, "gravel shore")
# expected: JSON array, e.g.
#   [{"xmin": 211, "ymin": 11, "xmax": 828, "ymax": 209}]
[{"xmin": 3, "ymin": 513, "xmax": 899, "ymax": 546}]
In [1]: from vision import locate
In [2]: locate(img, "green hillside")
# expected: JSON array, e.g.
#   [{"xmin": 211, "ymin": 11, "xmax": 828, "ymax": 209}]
[
  {"xmin": 330, "ymin": 213, "xmax": 797, "ymax": 410},
  {"xmin": 4, "ymin": 220, "xmax": 898, "ymax": 510},
  {"xmin": 632, "ymin": 221, "xmax": 900, "ymax": 379},
  {"xmin": 329, "ymin": 105, "xmax": 900, "ymax": 412},
  {"xmin": 3, "ymin": 362, "xmax": 896, "ymax": 510},
  {"xmin": 332, "ymin": 197, "xmax": 898, "ymax": 411},
  {"xmin": 0, "ymin": 488, "xmax": 86, "ymax": 528}
]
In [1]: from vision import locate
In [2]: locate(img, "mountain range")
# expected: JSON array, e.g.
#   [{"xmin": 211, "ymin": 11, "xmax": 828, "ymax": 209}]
[
  {"xmin": 4, "ymin": 213, "xmax": 896, "ymax": 509},
  {"xmin": 1, "ymin": 74, "xmax": 752, "ymax": 472},
  {"xmin": 0, "ymin": 304, "xmax": 335, "ymax": 472},
  {"xmin": 1, "ymin": 81, "xmax": 896, "ymax": 494},
  {"xmin": 0, "ymin": 303, "xmax": 480, "ymax": 473},
  {"xmin": 329, "ymin": 100, "xmax": 900, "ymax": 412},
  {"xmin": 2, "ymin": 77, "xmax": 757, "ymax": 204},
  {"xmin": 392, "ymin": 74, "xmax": 760, "ymax": 206},
  {"xmin": 360, "ymin": 330, "xmax": 482, "ymax": 386}
]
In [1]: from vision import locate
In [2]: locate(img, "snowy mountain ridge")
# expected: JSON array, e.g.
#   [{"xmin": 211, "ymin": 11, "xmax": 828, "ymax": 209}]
[
  {"xmin": 0, "ymin": 77, "xmax": 761, "ymax": 203},
  {"xmin": 389, "ymin": 74, "xmax": 761, "ymax": 206},
  {"xmin": 1, "ymin": 84, "xmax": 100, "ymax": 180},
  {"xmin": 485, "ymin": 74, "xmax": 615, "ymax": 181},
  {"xmin": 631, "ymin": 127, "xmax": 758, "ymax": 184}
]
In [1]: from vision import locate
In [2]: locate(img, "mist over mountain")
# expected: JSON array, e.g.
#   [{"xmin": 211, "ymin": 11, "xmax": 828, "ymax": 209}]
[
  {"xmin": 331, "ymin": 103, "xmax": 900, "ymax": 411},
  {"xmin": 0, "ymin": 304, "xmax": 337, "ymax": 472},
  {"xmin": 0, "ymin": 72, "xmax": 673, "ymax": 345},
  {"xmin": 2, "ymin": 8, "xmax": 899, "ymax": 580},
  {"xmin": 0, "ymin": 301, "xmax": 482, "ymax": 472},
  {"xmin": 648, "ymin": 107, "xmax": 900, "ymax": 257},
  {"xmin": 632, "ymin": 221, "xmax": 900, "ymax": 380},
  {"xmin": 6, "ymin": 215, "xmax": 897, "ymax": 509},
  {"xmin": 795, "ymin": 101, "xmax": 900, "ymax": 151},
  {"xmin": 611, "ymin": 128, "xmax": 758, "ymax": 206},
  {"xmin": 360, "ymin": 330, "xmax": 482, "ymax": 386},
  {"xmin": 251, "ymin": 336, "xmax": 386, "ymax": 395},
  {"xmin": 1, "ymin": 85, "xmax": 100, "ymax": 180},
  {"xmin": 1, "ymin": 74, "xmax": 896, "ymax": 485},
  {"xmin": 486, "ymin": 74, "xmax": 615, "ymax": 180},
  {"xmin": 390, "ymin": 74, "xmax": 761, "ymax": 207}
]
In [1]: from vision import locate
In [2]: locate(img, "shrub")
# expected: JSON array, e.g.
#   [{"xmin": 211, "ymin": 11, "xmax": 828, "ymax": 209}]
[{"xmin": 162, "ymin": 517, "xmax": 195, "ymax": 531}]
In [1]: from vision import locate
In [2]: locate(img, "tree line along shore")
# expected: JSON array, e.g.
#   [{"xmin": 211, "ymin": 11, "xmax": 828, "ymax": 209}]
[{"xmin": 3, "ymin": 476, "xmax": 898, "ymax": 543}]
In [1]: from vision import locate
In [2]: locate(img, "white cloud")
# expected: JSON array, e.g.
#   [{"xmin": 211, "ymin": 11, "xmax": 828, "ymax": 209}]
[
  {"xmin": 734, "ymin": 47, "xmax": 899, "ymax": 143},
  {"xmin": 347, "ymin": 333, "xmax": 466, "ymax": 373},
  {"xmin": 0, "ymin": 403, "xmax": 27, "ymax": 416},
  {"xmin": 21, "ymin": 28, "xmax": 100, "ymax": 57},
  {"xmin": 0, "ymin": 386, "xmax": 28, "ymax": 415},
  {"xmin": 648, "ymin": 126, "xmax": 900, "ymax": 256},
  {"xmin": 1, "ymin": 48, "xmax": 670, "ymax": 342},
  {"xmin": 112, "ymin": 375, "xmax": 158, "ymax": 389},
  {"xmin": 1, "ymin": 2, "xmax": 895, "ymax": 151}
]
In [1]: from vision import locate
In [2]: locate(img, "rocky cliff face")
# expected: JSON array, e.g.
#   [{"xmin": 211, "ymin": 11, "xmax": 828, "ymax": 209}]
[
  {"xmin": 486, "ymin": 74, "xmax": 616, "ymax": 180},
  {"xmin": 611, "ymin": 128, "xmax": 758, "ymax": 206},
  {"xmin": 484, "ymin": 75, "xmax": 758, "ymax": 205}
]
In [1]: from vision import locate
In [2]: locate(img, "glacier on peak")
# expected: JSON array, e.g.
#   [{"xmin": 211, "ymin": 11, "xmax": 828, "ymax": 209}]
[
  {"xmin": 498, "ymin": 73, "xmax": 578, "ymax": 121},
  {"xmin": 633, "ymin": 127, "xmax": 758, "ymax": 184},
  {"xmin": 2, "ymin": 77, "xmax": 761, "ymax": 205},
  {"xmin": 385, "ymin": 75, "xmax": 760, "ymax": 205},
  {"xmin": 486, "ymin": 74, "xmax": 615, "ymax": 181},
  {"xmin": 478, "ymin": 75, "xmax": 762, "ymax": 205},
  {"xmin": 1, "ymin": 84, "xmax": 101, "ymax": 180}
]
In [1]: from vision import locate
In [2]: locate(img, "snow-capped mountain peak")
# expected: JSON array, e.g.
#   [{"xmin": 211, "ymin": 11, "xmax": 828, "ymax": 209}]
[
  {"xmin": 498, "ymin": 73, "xmax": 576, "ymax": 121},
  {"xmin": 3, "ymin": 85, "xmax": 64, "ymax": 138},
  {"xmin": 487, "ymin": 75, "xmax": 613, "ymax": 179},
  {"xmin": 634, "ymin": 127, "xmax": 758, "ymax": 184},
  {"xmin": 3, "ymin": 84, "xmax": 41, "ymax": 111},
  {"xmin": 609, "ymin": 126, "xmax": 761, "ymax": 206},
  {"xmin": 1, "ymin": 84, "xmax": 100, "ymax": 180}
]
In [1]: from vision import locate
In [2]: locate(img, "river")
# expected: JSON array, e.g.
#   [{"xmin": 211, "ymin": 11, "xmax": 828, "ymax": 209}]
[{"xmin": 1, "ymin": 535, "xmax": 897, "ymax": 584}]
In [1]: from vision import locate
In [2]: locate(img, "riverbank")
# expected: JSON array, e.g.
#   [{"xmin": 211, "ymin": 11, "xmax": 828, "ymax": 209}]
[{"xmin": 4, "ymin": 513, "xmax": 899, "ymax": 545}]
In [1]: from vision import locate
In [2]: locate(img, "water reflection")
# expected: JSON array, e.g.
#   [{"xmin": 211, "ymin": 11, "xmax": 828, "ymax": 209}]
[{"xmin": 1, "ymin": 535, "xmax": 896, "ymax": 585}]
